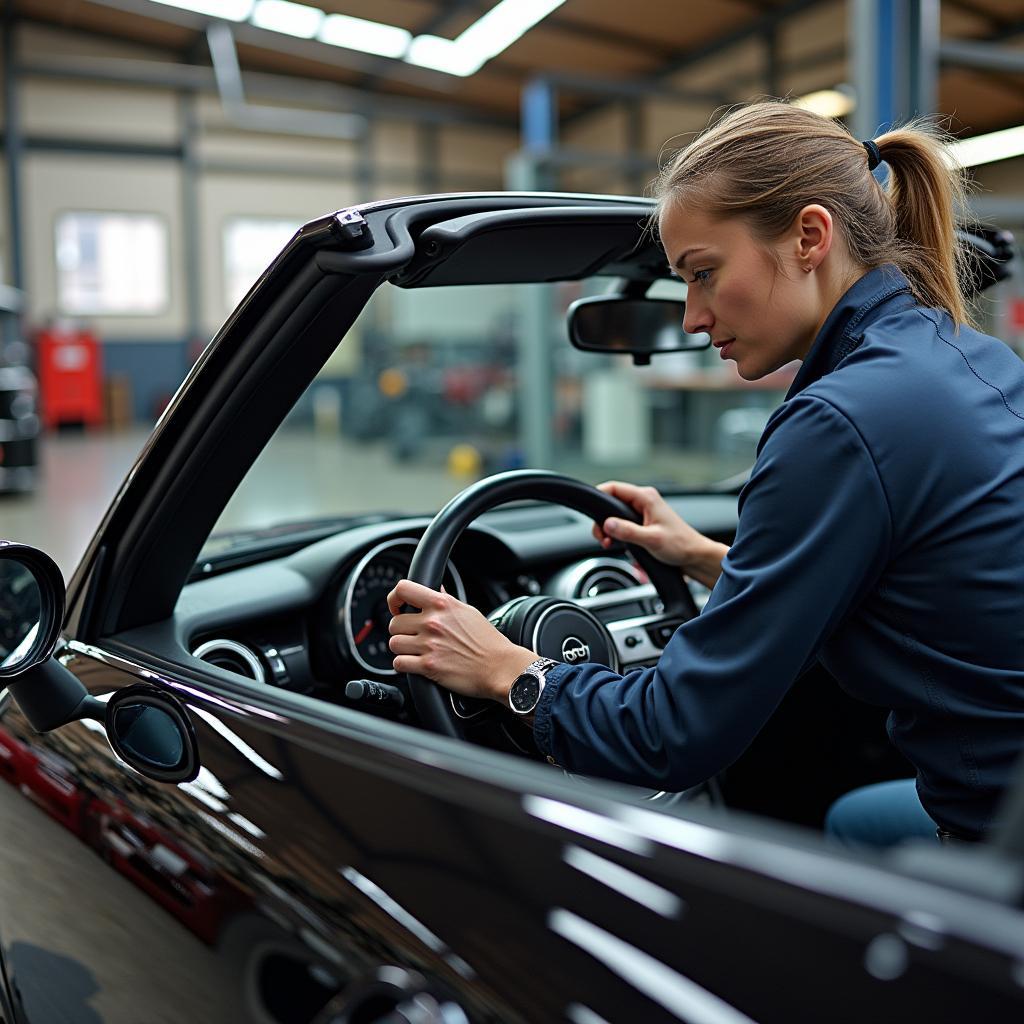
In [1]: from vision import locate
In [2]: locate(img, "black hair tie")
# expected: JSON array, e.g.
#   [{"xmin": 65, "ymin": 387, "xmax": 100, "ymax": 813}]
[{"xmin": 863, "ymin": 139, "xmax": 882, "ymax": 171}]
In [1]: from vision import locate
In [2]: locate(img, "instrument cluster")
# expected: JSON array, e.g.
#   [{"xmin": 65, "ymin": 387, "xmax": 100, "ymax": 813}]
[{"xmin": 335, "ymin": 538, "xmax": 466, "ymax": 676}]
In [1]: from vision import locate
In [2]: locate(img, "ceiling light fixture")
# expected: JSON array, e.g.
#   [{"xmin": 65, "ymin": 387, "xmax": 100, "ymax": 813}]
[
  {"xmin": 319, "ymin": 13, "xmax": 412, "ymax": 60},
  {"xmin": 150, "ymin": 0, "xmax": 254, "ymax": 19},
  {"xmin": 458, "ymin": 0, "xmax": 565, "ymax": 63},
  {"xmin": 949, "ymin": 124, "xmax": 1024, "ymax": 169},
  {"xmin": 792, "ymin": 86, "xmax": 857, "ymax": 120},
  {"xmin": 149, "ymin": 0, "xmax": 564, "ymax": 77},
  {"xmin": 406, "ymin": 35, "xmax": 485, "ymax": 77},
  {"xmin": 251, "ymin": 0, "xmax": 323, "ymax": 39},
  {"xmin": 407, "ymin": 0, "xmax": 566, "ymax": 77}
]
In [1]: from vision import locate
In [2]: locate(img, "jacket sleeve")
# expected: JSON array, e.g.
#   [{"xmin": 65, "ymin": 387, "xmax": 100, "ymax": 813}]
[{"xmin": 531, "ymin": 395, "xmax": 894, "ymax": 791}]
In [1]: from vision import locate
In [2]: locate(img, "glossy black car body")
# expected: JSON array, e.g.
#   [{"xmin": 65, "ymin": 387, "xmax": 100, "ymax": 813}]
[{"xmin": 0, "ymin": 193, "xmax": 1023, "ymax": 1024}]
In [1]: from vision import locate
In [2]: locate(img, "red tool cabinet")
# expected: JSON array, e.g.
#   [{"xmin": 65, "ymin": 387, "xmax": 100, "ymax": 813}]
[{"xmin": 37, "ymin": 325, "xmax": 103, "ymax": 429}]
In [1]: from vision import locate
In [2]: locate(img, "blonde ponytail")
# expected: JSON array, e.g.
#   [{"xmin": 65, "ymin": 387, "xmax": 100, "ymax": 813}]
[{"xmin": 874, "ymin": 124, "xmax": 973, "ymax": 326}]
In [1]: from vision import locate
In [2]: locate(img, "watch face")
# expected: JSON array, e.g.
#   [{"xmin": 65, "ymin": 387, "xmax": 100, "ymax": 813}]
[{"xmin": 509, "ymin": 673, "xmax": 541, "ymax": 713}]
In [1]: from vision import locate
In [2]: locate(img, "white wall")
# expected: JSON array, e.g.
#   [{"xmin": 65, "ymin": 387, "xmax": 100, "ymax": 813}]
[
  {"xmin": 23, "ymin": 153, "xmax": 186, "ymax": 337},
  {"xmin": 197, "ymin": 172, "xmax": 359, "ymax": 335},
  {"xmin": 10, "ymin": 21, "xmax": 517, "ymax": 349},
  {"xmin": 22, "ymin": 78, "xmax": 180, "ymax": 145}
]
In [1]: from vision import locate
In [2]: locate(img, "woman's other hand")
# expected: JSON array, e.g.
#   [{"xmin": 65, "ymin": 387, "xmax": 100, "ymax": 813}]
[
  {"xmin": 592, "ymin": 480, "xmax": 729, "ymax": 588},
  {"xmin": 387, "ymin": 580, "xmax": 537, "ymax": 701}
]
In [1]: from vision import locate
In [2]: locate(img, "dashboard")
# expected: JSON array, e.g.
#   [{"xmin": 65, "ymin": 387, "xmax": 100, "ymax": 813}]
[{"xmin": 164, "ymin": 494, "xmax": 739, "ymax": 722}]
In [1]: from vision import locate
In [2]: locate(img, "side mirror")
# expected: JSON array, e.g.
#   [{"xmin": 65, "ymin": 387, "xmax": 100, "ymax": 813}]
[
  {"xmin": 567, "ymin": 296, "xmax": 709, "ymax": 365},
  {"xmin": 0, "ymin": 541, "xmax": 199, "ymax": 782},
  {"xmin": 0, "ymin": 540, "xmax": 107, "ymax": 733},
  {"xmin": 0, "ymin": 542, "xmax": 64, "ymax": 677}
]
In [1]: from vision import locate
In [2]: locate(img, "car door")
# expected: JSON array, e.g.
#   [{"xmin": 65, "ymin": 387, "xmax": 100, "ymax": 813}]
[{"xmin": 3, "ymin": 634, "xmax": 1024, "ymax": 1024}]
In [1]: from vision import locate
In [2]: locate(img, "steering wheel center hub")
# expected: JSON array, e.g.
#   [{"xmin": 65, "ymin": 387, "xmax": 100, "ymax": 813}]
[{"xmin": 492, "ymin": 596, "xmax": 619, "ymax": 673}]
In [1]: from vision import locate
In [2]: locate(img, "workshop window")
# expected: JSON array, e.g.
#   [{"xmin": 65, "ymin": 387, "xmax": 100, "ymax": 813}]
[
  {"xmin": 55, "ymin": 212, "xmax": 169, "ymax": 316},
  {"xmin": 223, "ymin": 218, "xmax": 300, "ymax": 312}
]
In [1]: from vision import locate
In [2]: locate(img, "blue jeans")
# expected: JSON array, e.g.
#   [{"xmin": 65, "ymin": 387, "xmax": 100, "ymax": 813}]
[{"xmin": 825, "ymin": 779, "xmax": 939, "ymax": 848}]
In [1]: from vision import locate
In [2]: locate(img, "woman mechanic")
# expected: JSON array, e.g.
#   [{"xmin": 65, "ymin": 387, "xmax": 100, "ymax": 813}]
[{"xmin": 387, "ymin": 101, "xmax": 1024, "ymax": 847}]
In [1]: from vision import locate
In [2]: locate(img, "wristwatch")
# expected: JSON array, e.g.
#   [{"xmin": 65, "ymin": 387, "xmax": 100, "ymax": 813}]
[{"xmin": 508, "ymin": 658, "xmax": 559, "ymax": 716}]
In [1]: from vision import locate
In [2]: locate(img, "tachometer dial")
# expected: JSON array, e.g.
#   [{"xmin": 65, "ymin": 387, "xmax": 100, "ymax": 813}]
[{"xmin": 339, "ymin": 539, "xmax": 466, "ymax": 676}]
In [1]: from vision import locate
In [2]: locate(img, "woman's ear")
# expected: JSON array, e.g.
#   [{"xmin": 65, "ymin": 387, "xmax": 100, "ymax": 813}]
[{"xmin": 795, "ymin": 204, "xmax": 833, "ymax": 270}]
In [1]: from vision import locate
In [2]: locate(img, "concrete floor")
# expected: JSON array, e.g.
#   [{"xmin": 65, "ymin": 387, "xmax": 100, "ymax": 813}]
[{"xmin": 1, "ymin": 430, "xmax": 152, "ymax": 577}]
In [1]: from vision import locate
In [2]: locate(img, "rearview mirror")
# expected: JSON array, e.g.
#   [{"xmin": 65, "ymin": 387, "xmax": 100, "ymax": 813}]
[
  {"xmin": 567, "ymin": 296, "xmax": 709, "ymax": 359},
  {"xmin": 0, "ymin": 542, "xmax": 64, "ymax": 677}
]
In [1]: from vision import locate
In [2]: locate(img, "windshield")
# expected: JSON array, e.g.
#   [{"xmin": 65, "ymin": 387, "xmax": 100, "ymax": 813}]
[{"xmin": 207, "ymin": 276, "xmax": 791, "ymax": 550}]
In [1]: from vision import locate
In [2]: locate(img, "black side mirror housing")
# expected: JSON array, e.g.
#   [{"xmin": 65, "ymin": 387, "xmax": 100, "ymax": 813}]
[
  {"xmin": 0, "ymin": 541, "xmax": 65, "ymax": 679},
  {"xmin": 0, "ymin": 541, "xmax": 198, "ymax": 782},
  {"xmin": 0, "ymin": 540, "xmax": 102, "ymax": 731}
]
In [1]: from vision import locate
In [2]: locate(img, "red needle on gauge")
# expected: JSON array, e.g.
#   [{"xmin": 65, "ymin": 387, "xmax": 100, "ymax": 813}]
[{"xmin": 354, "ymin": 619, "xmax": 374, "ymax": 644}]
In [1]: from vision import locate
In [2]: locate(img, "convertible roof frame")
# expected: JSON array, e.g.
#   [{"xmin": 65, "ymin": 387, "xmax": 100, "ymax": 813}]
[{"xmin": 66, "ymin": 193, "xmax": 664, "ymax": 637}]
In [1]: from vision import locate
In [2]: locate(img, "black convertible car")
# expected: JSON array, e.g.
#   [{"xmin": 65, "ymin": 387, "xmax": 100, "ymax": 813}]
[{"xmin": 0, "ymin": 194, "xmax": 1022, "ymax": 1024}]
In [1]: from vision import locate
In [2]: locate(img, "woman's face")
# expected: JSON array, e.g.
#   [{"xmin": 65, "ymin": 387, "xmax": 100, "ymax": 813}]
[{"xmin": 659, "ymin": 201, "xmax": 829, "ymax": 381}]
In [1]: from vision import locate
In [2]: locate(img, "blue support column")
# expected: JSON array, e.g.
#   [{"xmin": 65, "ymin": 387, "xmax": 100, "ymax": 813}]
[
  {"xmin": 507, "ymin": 77, "xmax": 560, "ymax": 470},
  {"xmin": 850, "ymin": 0, "xmax": 939, "ymax": 140},
  {"xmin": 522, "ymin": 77, "xmax": 557, "ymax": 154}
]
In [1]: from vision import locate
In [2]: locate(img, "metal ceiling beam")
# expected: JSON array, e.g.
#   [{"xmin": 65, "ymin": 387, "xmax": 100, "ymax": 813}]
[
  {"xmin": 62, "ymin": 0, "xmax": 459, "ymax": 88},
  {"xmin": 206, "ymin": 21, "xmax": 366, "ymax": 140},
  {"xmin": 62, "ymin": 0, "xmax": 680, "ymax": 107},
  {"xmin": 939, "ymin": 39, "xmax": 1024, "ymax": 76},
  {"xmin": 943, "ymin": 0, "xmax": 1023, "ymax": 39},
  {"xmin": 16, "ymin": 54, "xmax": 516, "ymax": 130},
  {"xmin": 10, "ymin": 132, "xmax": 500, "ymax": 188},
  {"xmin": 924, "ymin": 4, "xmax": 1024, "ymax": 117},
  {"xmin": 651, "ymin": 0, "xmax": 834, "ymax": 80},
  {"xmin": 561, "ymin": 0, "xmax": 833, "ymax": 132},
  {"xmin": 540, "ymin": 70, "xmax": 728, "ymax": 106}
]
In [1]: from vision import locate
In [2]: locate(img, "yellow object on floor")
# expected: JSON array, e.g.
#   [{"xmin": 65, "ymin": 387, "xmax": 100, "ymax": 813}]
[{"xmin": 447, "ymin": 443, "xmax": 481, "ymax": 478}]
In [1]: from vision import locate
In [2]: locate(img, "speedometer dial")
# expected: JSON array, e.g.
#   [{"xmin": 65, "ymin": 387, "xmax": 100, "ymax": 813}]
[{"xmin": 339, "ymin": 539, "xmax": 466, "ymax": 676}]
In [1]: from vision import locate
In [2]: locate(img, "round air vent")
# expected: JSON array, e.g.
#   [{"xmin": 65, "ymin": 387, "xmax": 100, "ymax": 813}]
[
  {"xmin": 575, "ymin": 564, "xmax": 642, "ymax": 599},
  {"xmin": 546, "ymin": 557, "xmax": 645, "ymax": 600},
  {"xmin": 192, "ymin": 639, "xmax": 265, "ymax": 683}
]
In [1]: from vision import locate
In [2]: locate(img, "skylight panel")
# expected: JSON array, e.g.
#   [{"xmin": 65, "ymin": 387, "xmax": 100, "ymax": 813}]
[
  {"xmin": 458, "ymin": 0, "xmax": 566, "ymax": 63},
  {"xmin": 251, "ymin": 0, "xmax": 323, "ymax": 39},
  {"xmin": 319, "ymin": 13, "xmax": 412, "ymax": 60},
  {"xmin": 407, "ymin": 0, "xmax": 567, "ymax": 77},
  {"xmin": 949, "ymin": 124, "xmax": 1024, "ymax": 168}
]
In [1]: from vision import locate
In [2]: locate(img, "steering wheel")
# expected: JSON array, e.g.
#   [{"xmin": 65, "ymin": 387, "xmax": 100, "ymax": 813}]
[{"xmin": 404, "ymin": 470, "xmax": 698, "ymax": 738}]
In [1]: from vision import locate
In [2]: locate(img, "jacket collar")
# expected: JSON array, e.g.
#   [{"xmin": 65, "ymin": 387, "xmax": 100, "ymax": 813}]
[{"xmin": 786, "ymin": 263, "xmax": 914, "ymax": 400}]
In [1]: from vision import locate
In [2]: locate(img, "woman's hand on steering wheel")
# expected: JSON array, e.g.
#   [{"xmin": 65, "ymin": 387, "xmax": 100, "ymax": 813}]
[
  {"xmin": 593, "ymin": 480, "xmax": 729, "ymax": 589},
  {"xmin": 387, "ymin": 579, "xmax": 538, "ymax": 702}
]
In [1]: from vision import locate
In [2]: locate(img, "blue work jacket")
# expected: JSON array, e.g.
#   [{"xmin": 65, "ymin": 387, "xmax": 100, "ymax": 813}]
[{"xmin": 533, "ymin": 264, "xmax": 1024, "ymax": 837}]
